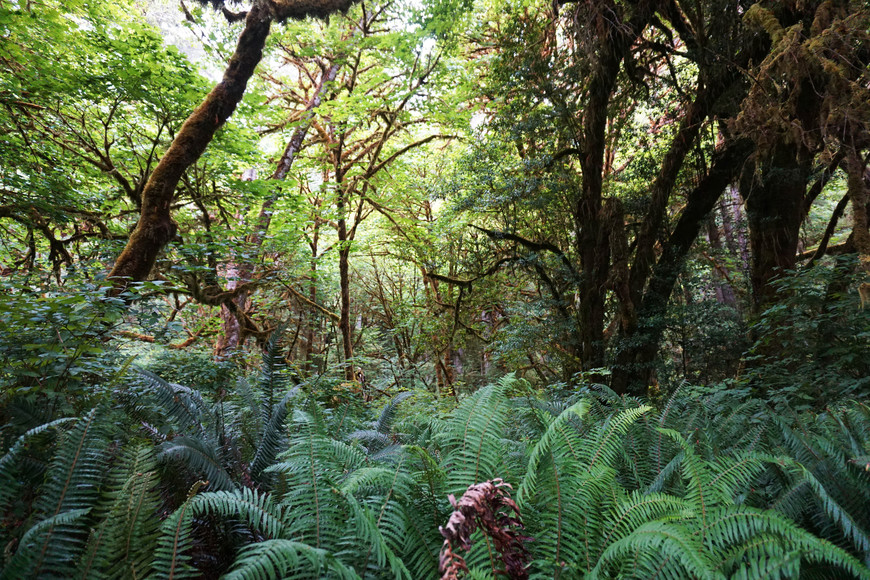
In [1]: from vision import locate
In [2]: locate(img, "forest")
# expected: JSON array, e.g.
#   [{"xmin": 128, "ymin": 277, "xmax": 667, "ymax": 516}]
[{"xmin": 0, "ymin": 0, "xmax": 869, "ymax": 577}]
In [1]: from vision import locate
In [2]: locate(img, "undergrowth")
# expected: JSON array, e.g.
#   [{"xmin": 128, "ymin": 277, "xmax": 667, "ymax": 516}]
[{"xmin": 1, "ymin": 363, "xmax": 869, "ymax": 579}]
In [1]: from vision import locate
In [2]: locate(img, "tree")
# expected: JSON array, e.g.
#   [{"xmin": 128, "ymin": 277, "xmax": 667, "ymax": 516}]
[
  {"xmin": 439, "ymin": 0, "xmax": 870, "ymax": 394},
  {"xmin": 107, "ymin": 0, "xmax": 360, "ymax": 288}
]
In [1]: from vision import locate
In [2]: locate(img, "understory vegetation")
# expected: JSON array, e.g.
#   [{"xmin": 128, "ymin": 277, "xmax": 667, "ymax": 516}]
[
  {"xmin": 2, "ymin": 0, "xmax": 870, "ymax": 577},
  {"xmin": 2, "ymin": 364, "xmax": 869, "ymax": 579}
]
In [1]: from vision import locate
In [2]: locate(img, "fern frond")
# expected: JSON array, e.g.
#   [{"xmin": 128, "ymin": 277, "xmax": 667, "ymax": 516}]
[
  {"xmin": 250, "ymin": 387, "xmax": 300, "ymax": 482},
  {"xmin": 340, "ymin": 491, "xmax": 411, "ymax": 579},
  {"xmin": 222, "ymin": 539, "xmax": 360, "ymax": 580},
  {"xmin": 151, "ymin": 481, "xmax": 207, "ymax": 580},
  {"xmin": 0, "ymin": 509, "xmax": 91, "ymax": 580},
  {"xmin": 702, "ymin": 506, "xmax": 870, "ymax": 578},
  {"xmin": 589, "ymin": 520, "xmax": 718, "ymax": 580},
  {"xmin": 159, "ymin": 436, "xmax": 236, "ymax": 492},
  {"xmin": 401, "ymin": 445, "xmax": 445, "ymax": 577},
  {"xmin": 347, "ymin": 429, "xmax": 392, "ymax": 450},
  {"xmin": 258, "ymin": 324, "xmax": 290, "ymax": 424},
  {"xmin": 372, "ymin": 392, "xmax": 414, "ymax": 437},
  {"xmin": 269, "ymin": 417, "xmax": 350, "ymax": 550},
  {"xmin": 597, "ymin": 491, "xmax": 694, "ymax": 554},
  {"xmin": 135, "ymin": 369, "xmax": 205, "ymax": 435},
  {"xmin": 527, "ymin": 466, "xmax": 616, "ymax": 576},
  {"xmin": 191, "ymin": 488, "xmax": 287, "ymax": 539},
  {"xmin": 661, "ymin": 428, "xmax": 716, "ymax": 525},
  {"xmin": 440, "ymin": 383, "xmax": 510, "ymax": 494},
  {"xmin": 3, "ymin": 408, "xmax": 108, "ymax": 579},
  {"xmin": 517, "ymin": 398, "xmax": 589, "ymax": 504},
  {"xmin": 0, "ymin": 417, "xmax": 75, "ymax": 511},
  {"xmin": 76, "ymin": 444, "xmax": 160, "ymax": 580},
  {"xmin": 583, "ymin": 404, "xmax": 652, "ymax": 469},
  {"xmin": 777, "ymin": 456, "xmax": 870, "ymax": 554},
  {"xmin": 645, "ymin": 451, "xmax": 685, "ymax": 495}
]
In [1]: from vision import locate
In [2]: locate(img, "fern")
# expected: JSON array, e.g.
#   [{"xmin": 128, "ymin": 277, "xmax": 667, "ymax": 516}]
[
  {"xmin": 517, "ymin": 398, "xmax": 589, "ymax": 504},
  {"xmin": 223, "ymin": 539, "xmax": 360, "ymax": 580},
  {"xmin": 258, "ymin": 324, "xmax": 291, "ymax": 423},
  {"xmin": 160, "ymin": 435, "xmax": 237, "ymax": 492},
  {"xmin": 151, "ymin": 481, "xmax": 207, "ymax": 580},
  {"xmin": 76, "ymin": 444, "xmax": 161, "ymax": 580},
  {"xmin": 191, "ymin": 488, "xmax": 288, "ymax": 539},
  {"xmin": 348, "ymin": 391, "xmax": 414, "ymax": 456},
  {"xmin": 250, "ymin": 387, "xmax": 300, "ymax": 483},
  {"xmin": 0, "ymin": 417, "xmax": 75, "ymax": 512},
  {"xmin": 589, "ymin": 520, "xmax": 718, "ymax": 579},
  {"xmin": 134, "ymin": 369, "xmax": 205, "ymax": 435},
  {"xmin": 702, "ymin": 506, "xmax": 870, "ymax": 579},
  {"xmin": 1, "ymin": 408, "xmax": 107, "ymax": 579},
  {"xmin": 440, "ymin": 379, "xmax": 511, "ymax": 494}
]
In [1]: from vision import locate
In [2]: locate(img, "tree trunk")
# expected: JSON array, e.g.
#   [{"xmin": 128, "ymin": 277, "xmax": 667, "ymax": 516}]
[
  {"xmin": 743, "ymin": 142, "xmax": 812, "ymax": 310},
  {"xmin": 108, "ymin": 0, "xmax": 359, "ymax": 289},
  {"xmin": 337, "ymin": 190, "xmax": 354, "ymax": 380},
  {"xmin": 846, "ymin": 149, "xmax": 870, "ymax": 270},
  {"xmin": 610, "ymin": 140, "xmax": 752, "ymax": 394},
  {"xmin": 109, "ymin": 5, "xmax": 273, "ymax": 288},
  {"xmin": 705, "ymin": 215, "xmax": 738, "ymax": 308},
  {"xmin": 720, "ymin": 186, "xmax": 750, "ymax": 276},
  {"xmin": 214, "ymin": 63, "xmax": 340, "ymax": 358}
]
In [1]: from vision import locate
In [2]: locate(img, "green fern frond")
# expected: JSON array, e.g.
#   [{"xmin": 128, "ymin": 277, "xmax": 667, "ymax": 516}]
[
  {"xmin": 660, "ymin": 428, "xmax": 717, "ymax": 525},
  {"xmin": 777, "ymin": 456, "xmax": 870, "ymax": 554},
  {"xmin": 347, "ymin": 429, "xmax": 392, "ymax": 450},
  {"xmin": 151, "ymin": 481, "xmax": 207, "ymax": 580},
  {"xmin": 0, "ymin": 417, "xmax": 75, "ymax": 511},
  {"xmin": 589, "ymin": 520, "xmax": 719, "ymax": 580},
  {"xmin": 372, "ymin": 392, "xmax": 414, "ymax": 436},
  {"xmin": 222, "ymin": 539, "xmax": 360, "ymax": 580},
  {"xmin": 440, "ymin": 383, "xmax": 510, "ymax": 494},
  {"xmin": 583, "ymin": 405, "xmax": 652, "ymax": 469},
  {"xmin": 250, "ymin": 387, "xmax": 300, "ymax": 482},
  {"xmin": 258, "ymin": 324, "xmax": 290, "ymax": 424},
  {"xmin": 340, "ymin": 466, "xmax": 412, "ymax": 498},
  {"xmin": 76, "ymin": 444, "xmax": 160, "ymax": 580},
  {"xmin": 597, "ymin": 491, "xmax": 694, "ymax": 554},
  {"xmin": 191, "ymin": 488, "xmax": 288, "ymax": 539},
  {"xmin": 340, "ymin": 492, "xmax": 411, "ymax": 579},
  {"xmin": 401, "ymin": 444, "xmax": 445, "ymax": 577},
  {"xmin": 0, "ymin": 509, "xmax": 91, "ymax": 580},
  {"xmin": 159, "ymin": 436, "xmax": 236, "ymax": 492},
  {"xmin": 702, "ymin": 506, "xmax": 870, "ymax": 578},
  {"xmin": 527, "ymin": 466, "xmax": 616, "ymax": 575},
  {"xmin": 135, "ymin": 369, "xmax": 205, "ymax": 435},
  {"xmin": 645, "ymin": 451, "xmax": 684, "ymax": 494},
  {"xmin": 726, "ymin": 549, "xmax": 800, "ymax": 580},
  {"xmin": 237, "ymin": 377, "xmax": 261, "ymax": 422},
  {"xmin": 2, "ymin": 408, "xmax": 108, "ymax": 579},
  {"xmin": 269, "ymin": 419, "xmax": 350, "ymax": 550},
  {"xmin": 517, "ymin": 398, "xmax": 589, "ymax": 504}
]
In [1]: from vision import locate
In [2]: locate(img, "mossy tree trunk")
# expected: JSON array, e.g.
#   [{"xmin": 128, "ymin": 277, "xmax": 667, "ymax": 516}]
[{"xmin": 108, "ymin": 0, "xmax": 358, "ymax": 290}]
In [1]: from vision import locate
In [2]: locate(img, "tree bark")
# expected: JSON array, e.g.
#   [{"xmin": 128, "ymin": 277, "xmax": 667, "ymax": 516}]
[
  {"xmin": 705, "ymin": 215, "xmax": 738, "ymax": 308},
  {"xmin": 338, "ymin": 198, "xmax": 354, "ymax": 380},
  {"xmin": 846, "ymin": 150, "xmax": 870, "ymax": 268},
  {"xmin": 573, "ymin": 1, "xmax": 658, "ymax": 374},
  {"xmin": 215, "ymin": 62, "xmax": 341, "ymax": 357}
]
